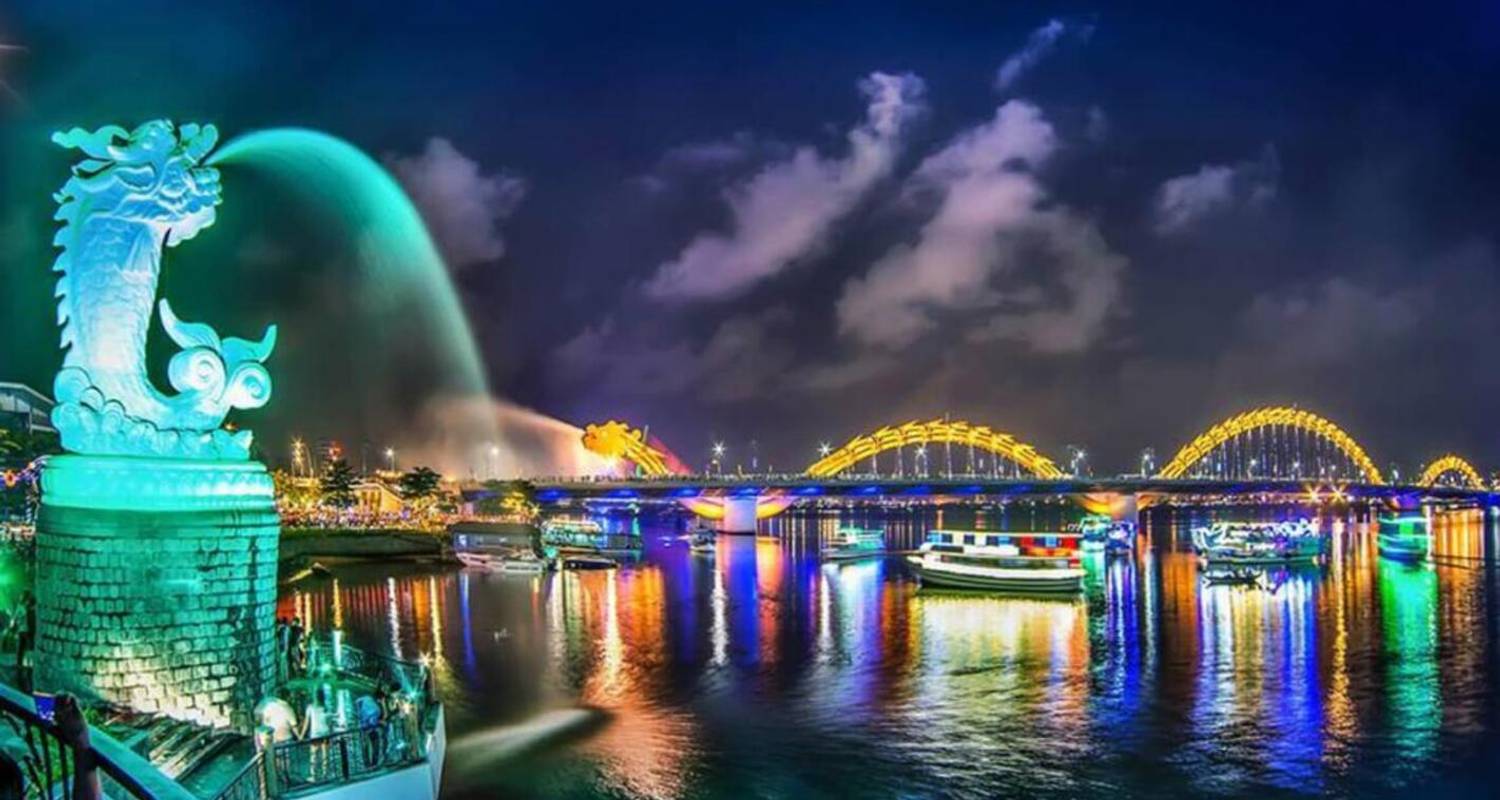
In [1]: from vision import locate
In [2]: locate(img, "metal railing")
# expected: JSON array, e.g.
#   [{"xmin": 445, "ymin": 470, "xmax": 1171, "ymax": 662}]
[
  {"xmin": 0, "ymin": 682, "xmax": 197, "ymax": 800},
  {"xmin": 261, "ymin": 637, "xmax": 438, "ymax": 796},
  {"xmin": 209, "ymin": 753, "xmax": 267, "ymax": 800}
]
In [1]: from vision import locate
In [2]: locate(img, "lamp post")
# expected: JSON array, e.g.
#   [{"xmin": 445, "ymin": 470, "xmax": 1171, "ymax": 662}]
[{"xmin": 385, "ymin": 447, "xmax": 396, "ymax": 473}]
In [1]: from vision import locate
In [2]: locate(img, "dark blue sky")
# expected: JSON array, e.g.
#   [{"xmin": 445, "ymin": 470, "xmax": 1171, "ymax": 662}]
[{"xmin": 2, "ymin": 2, "xmax": 1498, "ymax": 473}]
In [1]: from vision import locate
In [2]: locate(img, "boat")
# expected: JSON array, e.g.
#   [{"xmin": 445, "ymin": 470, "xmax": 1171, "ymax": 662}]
[
  {"xmin": 820, "ymin": 527, "xmax": 885, "ymax": 561},
  {"xmin": 1075, "ymin": 515, "xmax": 1110, "ymax": 552},
  {"xmin": 1105, "ymin": 521, "xmax": 1136, "ymax": 556},
  {"xmin": 560, "ymin": 554, "xmax": 617, "ymax": 571},
  {"xmin": 1377, "ymin": 513, "xmax": 1431, "ymax": 563},
  {"xmin": 541, "ymin": 517, "xmax": 642, "ymax": 558},
  {"xmin": 452, "ymin": 521, "xmax": 548, "ymax": 571},
  {"xmin": 1191, "ymin": 520, "xmax": 1323, "ymax": 564},
  {"xmin": 906, "ymin": 530, "xmax": 1084, "ymax": 594},
  {"xmin": 1201, "ymin": 565, "xmax": 1262, "ymax": 587},
  {"xmin": 688, "ymin": 527, "xmax": 716, "ymax": 554}
]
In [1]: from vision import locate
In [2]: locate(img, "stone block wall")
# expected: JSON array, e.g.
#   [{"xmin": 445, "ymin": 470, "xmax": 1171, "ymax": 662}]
[{"xmin": 35, "ymin": 456, "xmax": 280, "ymax": 732}]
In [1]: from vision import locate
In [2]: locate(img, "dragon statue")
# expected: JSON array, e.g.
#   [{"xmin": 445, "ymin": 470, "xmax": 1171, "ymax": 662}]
[{"xmin": 49, "ymin": 120, "xmax": 275, "ymax": 460}]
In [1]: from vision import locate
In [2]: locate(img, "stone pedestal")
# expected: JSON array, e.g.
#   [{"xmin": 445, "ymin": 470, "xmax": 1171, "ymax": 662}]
[{"xmin": 35, "ymin": 455, "xmax": 279, "ymax": 731}]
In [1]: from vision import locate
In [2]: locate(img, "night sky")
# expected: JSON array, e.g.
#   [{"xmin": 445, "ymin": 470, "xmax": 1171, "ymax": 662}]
[{"xmin": 1, "ymin": 2, "xmax": 1498, "ymax": 475}]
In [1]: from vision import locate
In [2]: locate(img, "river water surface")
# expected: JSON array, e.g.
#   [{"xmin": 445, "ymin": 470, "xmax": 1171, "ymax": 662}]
[{"xmin": 280, "ymin": 509, "xmax": 1500, "ymax": 799}]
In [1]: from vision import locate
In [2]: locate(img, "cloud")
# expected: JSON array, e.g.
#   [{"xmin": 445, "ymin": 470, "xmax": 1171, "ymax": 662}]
[
  {"xmin": 1235, "ymin": 276, "xmax": 1429, "ymax": 365},
  {"xmin": 642, "ymin": 71, "xmax": 927, "ymax": 303},
  {"xmin": 386, "ymin": 137, "xmax": 527, "ymax": 269},
  {"xmin": 994, "ymin": 18, "xmax": 1093, "ymax": 92},
  {"xmin": 554, "ymin": 307, "xmax": 795, "ymax": 403},
  {"xmin": 1085, "ymin": 105, "xmax": 1109, "ymax": 142},
  {"xmin": 1153, "ymin": 145, "xmax": 1279, "ymax": 235},
  {"xmin": 836, "ymin": 100, "xmax": 1126, "ymax": 351}
]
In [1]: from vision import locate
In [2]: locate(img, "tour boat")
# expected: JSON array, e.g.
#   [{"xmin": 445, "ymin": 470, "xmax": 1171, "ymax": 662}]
[
  {"xmin": 541, "ymin": 517, "xmax": 641, "ymax": 557},
  {"xmin": 820, "ymin": 527, "xmax": 885, "ymax": 561},
  {"xmin": 906, "ymin": 530, "xmax": 1085, "ymax": 594},
  {"xmin": 1192, "ymin": 520, "xmax": 1323, "ymax": 564},
  {"xmin": 1377, "ymin": 513, "xmax": 1431, "ymax": 563}
]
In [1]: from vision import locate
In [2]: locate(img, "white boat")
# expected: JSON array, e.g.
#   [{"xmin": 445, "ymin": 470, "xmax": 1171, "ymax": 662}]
[
  {"xmin": 820, "ymin": 527, "xmax": 885, "ymax": 561},
  {"xmin": 906, "ymin": 530, "xmax": 1084, "ymax": 594},
  {"xmin": 452, "ymin": 523, "xmax": 551, "ymax": 572},
  {"xmin": 455, "ymin": 549, "xmax": 551, "ymax": 573}
]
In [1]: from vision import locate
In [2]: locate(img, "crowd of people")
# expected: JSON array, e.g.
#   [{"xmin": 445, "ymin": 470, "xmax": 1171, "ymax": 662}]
[{"xmin": 261, "ymin": 616, "xmax": 431, "ymax": 785}]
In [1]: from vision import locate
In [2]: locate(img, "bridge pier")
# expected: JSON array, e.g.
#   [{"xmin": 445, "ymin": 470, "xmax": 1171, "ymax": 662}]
[
  {"xmin": 720, "ymin": 496, "xmax": 759, "ymax": 534},
  {"xmin": 1078, "ymin": 492, "xmax": 1141, "ymax": 523}
]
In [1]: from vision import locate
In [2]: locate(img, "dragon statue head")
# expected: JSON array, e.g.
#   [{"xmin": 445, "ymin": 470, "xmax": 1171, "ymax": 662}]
[
  {"xmin": 581, "ymin": 421, "xmax": 643, "ymax": 461},
  {"xmin": 53, "ymin": 120, "xmax": 221, "ymax": 247}
]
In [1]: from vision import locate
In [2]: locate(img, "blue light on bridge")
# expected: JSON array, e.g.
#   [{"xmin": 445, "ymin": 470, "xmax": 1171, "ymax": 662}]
[
  {"xmin": 792, "ymin": 486, "xmax": 824, "ymax": 496},
  {"xmin": 671, "ymin": 487, "xmax": 703, "ymax": 498},
  {"xmin": 537, "ymin": 489, "xmax": 567, "ymax": 502},
  {"xmin": 607, "ymin": 488, "xmax": 639, "ymax": 499}
]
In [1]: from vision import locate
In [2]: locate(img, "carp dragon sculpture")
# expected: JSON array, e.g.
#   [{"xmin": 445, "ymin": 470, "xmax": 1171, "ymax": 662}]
[{"xmin": 49, "ymin": 120, "xmax": 275, "ymax": 460}]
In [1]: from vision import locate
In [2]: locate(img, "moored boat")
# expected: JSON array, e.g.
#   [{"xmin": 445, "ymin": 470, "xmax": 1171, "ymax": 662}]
[
  {"xmin": 561, "ymin": 554, "xmax": 618, "ymax": 570},
  {"xmin": 1377, "ymin": 513, "xmax": 1431, "ymax": 563},
  {"xmin": 906, "ymin": 530, "xmax": 1084, "ymax": 594},
  {"xmin": 821, "ymin": 527, "xmax": 885, "ymax": 561},
  {"xmin": 452, "ymin": 521, "xmax": 548, "ymax": 571}
]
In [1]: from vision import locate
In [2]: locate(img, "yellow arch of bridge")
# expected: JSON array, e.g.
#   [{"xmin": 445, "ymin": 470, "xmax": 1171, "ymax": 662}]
[
  {"xmin": 1417, "ymin": 454, "xmax": 1485, "ymax": 489},
  {"xmin": 804, "ymin": 418, "xmax": 1064, "ymax": 479},
  {"xmin": 1156, "ymin": 406, "xmax": 1383, "ymax": 484}
]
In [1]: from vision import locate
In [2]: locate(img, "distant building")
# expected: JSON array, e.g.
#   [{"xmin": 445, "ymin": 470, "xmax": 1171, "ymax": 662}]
[
  {"xmin": 354, "ymin": 479, "xmax": 405, "ymax": 515},
  {"xmin": 0, "ymin": 382, "xmax": 55, "ymax": 435}
]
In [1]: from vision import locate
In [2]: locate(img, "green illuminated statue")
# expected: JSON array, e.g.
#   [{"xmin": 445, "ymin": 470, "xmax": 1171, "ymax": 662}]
[{"xmin": 50, "ymin": 120, "xmax": 275, "ymax": 460}]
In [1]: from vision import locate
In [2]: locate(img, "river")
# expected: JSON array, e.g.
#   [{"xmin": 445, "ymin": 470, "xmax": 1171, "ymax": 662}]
[{"xmin": 279, "ymin": 507, "xmax": 1500, "ymax": 799}]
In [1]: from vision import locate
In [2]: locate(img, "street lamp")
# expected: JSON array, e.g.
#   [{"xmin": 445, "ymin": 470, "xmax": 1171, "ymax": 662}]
[
  {"xmin": 385, "ymin": 447, "xmax": 396, "ymax": 472},
  {"xmin": 818, "ymin": 442, "xmax": 831, "ymax": 459}
]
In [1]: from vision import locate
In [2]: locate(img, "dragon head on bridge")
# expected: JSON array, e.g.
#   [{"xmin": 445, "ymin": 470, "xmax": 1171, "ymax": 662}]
[{"xmin": 581, "ymin": 421, "xmax": 674, "ymax": 476}]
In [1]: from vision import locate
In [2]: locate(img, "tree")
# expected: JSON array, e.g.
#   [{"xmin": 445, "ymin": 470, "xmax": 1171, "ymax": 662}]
[
  {"xmin": 271, "ymin": 469, "xmax": 319, "ymax": 511},
  {"xmin": 398, "ymin": 466, "xmax": 442, "ymax": 513},
  {"xmin": 319, "ymin": 459, "xmax": 358, "ymax": 509}
]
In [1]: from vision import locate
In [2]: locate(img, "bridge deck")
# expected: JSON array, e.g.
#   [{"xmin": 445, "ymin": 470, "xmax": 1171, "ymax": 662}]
[{"xmin": 533, "ymin": 477, "xmax": 1495, "ymax": 504}]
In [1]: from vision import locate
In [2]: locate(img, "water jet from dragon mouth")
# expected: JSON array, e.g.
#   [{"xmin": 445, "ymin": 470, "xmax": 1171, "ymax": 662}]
[{"xmin": 206, "ymin": 128, "xmax": 595, "ymax": 476}]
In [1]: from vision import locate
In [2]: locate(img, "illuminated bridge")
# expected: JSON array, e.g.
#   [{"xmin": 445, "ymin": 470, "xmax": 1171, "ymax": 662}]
[{"xmin": 539, "ymin": 408, "xmax": 1497, "ymax": 530}]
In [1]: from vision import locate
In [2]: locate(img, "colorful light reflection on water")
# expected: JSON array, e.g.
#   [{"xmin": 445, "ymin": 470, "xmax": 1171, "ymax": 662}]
[{"xmin": 280, "ymin": 508, "xmax": 1500, "ymax": 799}]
